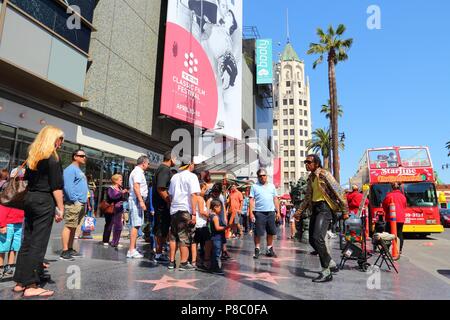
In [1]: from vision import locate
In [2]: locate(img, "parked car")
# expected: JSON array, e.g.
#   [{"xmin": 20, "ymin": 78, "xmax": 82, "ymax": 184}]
[{"xmin": 439, "ymin": 208, "xmax": 450, "ymax": 227}]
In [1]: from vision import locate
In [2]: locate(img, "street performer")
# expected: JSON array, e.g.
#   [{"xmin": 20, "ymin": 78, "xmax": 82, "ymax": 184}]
[{"xmin": 294, "ymin": 154, "xmax": 348, "ymax": 283}]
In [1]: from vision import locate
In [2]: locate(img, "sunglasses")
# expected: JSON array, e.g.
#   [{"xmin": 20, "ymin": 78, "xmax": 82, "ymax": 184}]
[
  {"xmin": 76, "ymin": 154, "xmax": 87, "ymax": 158},
  {"xmin": 304, "ymin": 160, "xmax": 313, "ymax": 164},
  {"xmin": 258, "ymin": 175, "xmax": 267, "ymax": 178}
]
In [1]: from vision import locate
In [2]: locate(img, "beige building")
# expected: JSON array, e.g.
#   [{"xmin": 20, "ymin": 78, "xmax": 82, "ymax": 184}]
[{"xmin": 273, "ymin": 42, "xmax": 312, "ymax": 194}]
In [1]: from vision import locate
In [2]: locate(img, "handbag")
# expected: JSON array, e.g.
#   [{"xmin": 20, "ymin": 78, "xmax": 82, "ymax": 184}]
[
  {"xmin": 0, "ymin": 161, "xmax": 28, "ymax": 210},
  {"xmin": 99, "ymin": 199, "xmax": 114, "ymax": 215}
]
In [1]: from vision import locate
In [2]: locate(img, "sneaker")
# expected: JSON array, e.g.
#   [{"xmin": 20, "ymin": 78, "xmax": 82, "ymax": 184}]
[
  {"xmin": 265, "ymin": 247, "xmax": 277, "ymax": 258},
  {"xmin": 179, "ymin": 262, "xmax": 196, "ymax": 271},
  {"xmin": 155, "ymin": 254, "xmax": 170, "ymax": 263},
  {"xmin": 103, "ymin": 242, "xmax": 109, "ymax": 247},
  {"xmin": 60, "ymin": 250, "xmax": 75, "ymax": 261},
  {"xmin": 167, "ymin": 261, "xmax": 176, "ymax": 270},
  {"xmin": 0, "ymin": 267, "xmax": 4, "ymax": 279},
  {"xmin": 253, "ymin": 247, "xmax": 261, "ymax": 259},
  {"xmin": 126, "ymin": 250, "xmax": 144, "ymax": 259},
  {"xmin": 68, "ymin": 249, "xmax": 82, "ymax": 257},
  {"xmin": 195, "ymin": 263, "xmax": 209, "ymax": 272},
  {"xmin": 327, "ymin": 231, "xmax": 337, "ymax": 239},
  {"xmin": 3, "ymin": 265, "xmax": 15, "ymax": 277},
  {"xmin": 210, "ymin": 267, "xmax": 225, "ymax": 275}
]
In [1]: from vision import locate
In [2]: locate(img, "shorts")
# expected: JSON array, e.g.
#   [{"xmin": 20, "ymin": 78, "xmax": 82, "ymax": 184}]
[
  {"xmin": 64, "ymin": 203, "xmax": 86, "ymax": 228},
  {"xmin": 154, "ymin": 208, "xmax": 171, "ymax": 238},
  {"xmin": 228, "ymin": 211, "xmax": 242, "ymax": 225},
  {"xmin": 170, "ymin": 211, "xmax": 194, "ymax": 246},
  {"xmin": 254, "ymin": 211, "xmax": 277, "ymax": 237},
  {"xmin": 0, "ymin": 223, "xmax": 23, "ymax": 253},
  {"xmin": 194, "ymin": 226, "xmax": 211, "ymax": 244},
  {"xmin": 129, "ymin": 197, "xmax": 145, "ymax": 228}
]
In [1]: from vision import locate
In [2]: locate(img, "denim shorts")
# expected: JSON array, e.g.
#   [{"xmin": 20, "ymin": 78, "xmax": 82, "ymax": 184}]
[
  {"xmin": 254, "ymin": 211, "xmax": 277, "ymax": 237},
  {"xmin": 129, "ymin": 197, "xmax": 145, "ymax": 228},
  {"xmin": 0, "ymin": 223, "xmax": 23, "ymax": 253}
]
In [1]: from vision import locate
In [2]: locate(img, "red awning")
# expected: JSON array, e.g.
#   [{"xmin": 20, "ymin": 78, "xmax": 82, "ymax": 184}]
[{"xmin": 280, "ymin": 194, "xmax": 291, "ymax": 200}]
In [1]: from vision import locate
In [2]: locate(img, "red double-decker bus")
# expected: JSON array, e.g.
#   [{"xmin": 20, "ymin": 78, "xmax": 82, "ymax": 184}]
[{"xmin": 350, "ymin": 146, "xmax": 444, "ymax": 235}]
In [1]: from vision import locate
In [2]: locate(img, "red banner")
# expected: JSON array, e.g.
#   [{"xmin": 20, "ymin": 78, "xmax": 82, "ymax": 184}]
[
  {"xmin": 273, "ymin": 158, "xmax": 281, "ymax": 188},
  {"xmin": 369, "ymin": 167, "xmax": 434, "ymax": 183}
]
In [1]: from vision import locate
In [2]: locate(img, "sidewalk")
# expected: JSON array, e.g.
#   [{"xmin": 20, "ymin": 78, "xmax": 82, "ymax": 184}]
[{"xmin": 0, "ymin": 219, "xmax": 449, "ymax": 300}]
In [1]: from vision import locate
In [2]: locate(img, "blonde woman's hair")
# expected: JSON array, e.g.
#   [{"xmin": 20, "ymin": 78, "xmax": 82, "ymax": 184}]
[
  {"xmin": 27, "ymin": 125, "xmax": 64, "ymax": 170},
  {"xmin": 111, "ymin": 174, "xmax": 122, "ymax": 184}
]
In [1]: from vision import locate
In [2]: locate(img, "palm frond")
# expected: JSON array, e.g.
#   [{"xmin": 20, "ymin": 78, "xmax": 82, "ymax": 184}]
[
  {"xmin": 336, "ymin": 24, "xmax": 346, "ymax": 36},
  {"xmin": 327, "ymin": 25, "xmax": 335, "ymax": 37},
  {"xmin": 312, "ymin": 55, "xmax": 324, "ymax": 69}
]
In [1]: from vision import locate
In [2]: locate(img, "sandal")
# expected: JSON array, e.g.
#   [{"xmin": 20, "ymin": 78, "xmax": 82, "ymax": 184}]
[
  {"xmin": 12, "ymin": 284, "xmax": 26, "ymax": 293},
  {"xmin": 23, "ymin": 288, "xmax": 54, "ymax": 298}
]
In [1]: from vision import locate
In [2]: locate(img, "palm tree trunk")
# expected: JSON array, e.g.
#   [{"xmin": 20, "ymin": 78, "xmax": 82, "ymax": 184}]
[
  {"xmin": 328, "ymin": 54, "xmax": 340, "ymax": 183},
  {"xmin": 323, "ymin": 156, "xmax": 330, "ymax": 171}
]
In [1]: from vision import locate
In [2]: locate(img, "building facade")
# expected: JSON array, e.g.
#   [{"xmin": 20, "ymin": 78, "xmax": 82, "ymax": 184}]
[{"xmin": 273, "ymin": 42, "xmax": 312, "ymax": 194}]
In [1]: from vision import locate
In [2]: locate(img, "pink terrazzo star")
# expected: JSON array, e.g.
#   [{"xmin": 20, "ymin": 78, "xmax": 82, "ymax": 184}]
[
  {"xmin": 136, "ymin": 275, "xmax": 199, "ymax": 291},
  {"xmin": 233, "ymin": 272, "xmax": 291, "ymax": 285}
]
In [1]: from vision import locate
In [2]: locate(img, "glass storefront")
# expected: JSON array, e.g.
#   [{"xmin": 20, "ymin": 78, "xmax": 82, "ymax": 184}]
[{"xmin": 0, "ymin": 122, "xmax": 155, "ymax": 215}]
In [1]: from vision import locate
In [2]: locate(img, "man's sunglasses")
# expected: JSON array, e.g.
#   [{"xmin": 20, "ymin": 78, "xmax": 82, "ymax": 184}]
[
  {"xmin": 258, "ymin": 175, "xmax": 267, "ymax": 178},
  {"xmin": 76, "ymin": 154, "xmax": 87, "ymax": 158}
]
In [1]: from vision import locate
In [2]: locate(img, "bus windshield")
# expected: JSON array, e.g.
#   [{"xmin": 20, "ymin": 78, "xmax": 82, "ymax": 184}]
[
  {"xmin": 369, "ymin": 150, "xmax": 398, "ymax": 168},
  {"xmin": 399, "ymin": 148, "xmax": 431, "ymax": 167},
  {"xmin": 403, "ymin": 182, "xmax": 437, "ymax": 207},
  {"xmin": 370, "ymin": 184, "xmax": 392, "ymax": 207}
]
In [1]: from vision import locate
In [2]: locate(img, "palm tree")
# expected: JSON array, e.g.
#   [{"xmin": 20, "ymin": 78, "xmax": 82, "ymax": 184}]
[
  {"xmin": 307, "ymin": 24, "xmax": 353, "ymax": 183},
  {"xmin": 306, "ymin": 128, "xmax": 344, "ymax": 171},
  {"xmin": 446, "ymin": 141, "xmax": 450, "ymax": 156},
  {"xmin": 320, "ymin": 100, "xmax": 343, "ymax": 120}
]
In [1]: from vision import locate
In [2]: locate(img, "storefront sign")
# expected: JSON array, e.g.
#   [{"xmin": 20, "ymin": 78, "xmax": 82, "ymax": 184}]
[
  {"xmin": 255, "ymin": 39, "xmax": 273, "ymax": 84},
  {"xmin": 161, "ymin": 0, "xmax": 243, "ymax": 139}
]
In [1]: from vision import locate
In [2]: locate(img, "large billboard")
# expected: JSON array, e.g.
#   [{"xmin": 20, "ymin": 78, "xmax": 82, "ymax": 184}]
[
  {"xmin": 255, "ymin": 39, "xmax": 273, "ymax": 84},
  {"xmin": 161, "ymin": 0, "xmax": 243, "ymax": 139}
]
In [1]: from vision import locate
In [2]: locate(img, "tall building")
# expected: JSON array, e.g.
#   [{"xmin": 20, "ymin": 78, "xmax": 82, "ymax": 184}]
[{"xmin": 273, "ymin": 42, "xmax": 312, "ymax": 194}]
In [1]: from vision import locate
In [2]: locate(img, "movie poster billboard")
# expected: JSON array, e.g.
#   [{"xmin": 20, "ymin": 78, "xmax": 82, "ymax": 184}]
[{"xmin": 160, "ymin": 0, "xmax": 243, "ymax": 139}]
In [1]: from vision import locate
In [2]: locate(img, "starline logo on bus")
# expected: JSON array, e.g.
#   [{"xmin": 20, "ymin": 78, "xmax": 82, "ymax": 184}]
[{"xmin": 380, "ymin": 168, "xmax": 418, "ymax": 176}]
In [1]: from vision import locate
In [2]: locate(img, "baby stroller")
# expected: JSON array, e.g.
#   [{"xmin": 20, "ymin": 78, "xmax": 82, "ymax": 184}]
[{"xmin": 338, "ymin": 192, "xmax": 371, "ymax": 271}]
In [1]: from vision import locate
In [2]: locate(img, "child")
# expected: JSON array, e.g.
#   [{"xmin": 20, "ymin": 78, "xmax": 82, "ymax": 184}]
[
  {"xmin": 0, "ymin": 204, "xmax": 24, "ymax": 278},
  {"xmin": 209, "ymin": 199, "xmax": 230, "ymax": 275},
  {"xmin": 192, "ymin": 182, "xmax": 212, "ymax": 271}
]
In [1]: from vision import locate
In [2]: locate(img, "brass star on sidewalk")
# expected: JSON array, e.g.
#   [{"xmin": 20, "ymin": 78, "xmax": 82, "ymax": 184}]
[
  {"xmin": 136, "ymin": 275, "xmax": 199, "ymax": 291},
  {"xmin": 233, "ymin": 272, "xmax": 291, "ymax": 285}
]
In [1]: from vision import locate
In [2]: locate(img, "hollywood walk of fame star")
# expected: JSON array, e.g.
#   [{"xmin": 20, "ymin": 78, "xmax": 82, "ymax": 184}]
[
  {"xmin": 232, "ymin": 272, "xmax": 291, "ymax": 285},
  {"xmin": 136, "ymin": 275, "xmax": 199, "ymax": 291}
]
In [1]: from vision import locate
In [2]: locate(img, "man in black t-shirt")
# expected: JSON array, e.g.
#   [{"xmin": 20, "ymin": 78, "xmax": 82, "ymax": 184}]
[{"xmin": 152, "ymin": 151, "xmax": 177, "ymax": 262}]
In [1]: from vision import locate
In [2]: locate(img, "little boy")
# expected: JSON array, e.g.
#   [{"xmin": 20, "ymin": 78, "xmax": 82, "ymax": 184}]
[
  {"xmin": 209, "ymin": 199, "xmax": 230, "ymax": 275},
  {"xmin": 192, "ymin": 182, "xmax": 212, "ymax": 271},
  {"xmin": 0, "ymin": 205, "xmax": 24, "ymax": 278}
]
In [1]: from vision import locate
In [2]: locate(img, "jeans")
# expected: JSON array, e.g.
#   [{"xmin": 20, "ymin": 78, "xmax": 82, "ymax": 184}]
[
  {"xmin": 211, "ymin": 233, "xmax": 224, "ymax": 269},
  {"xmin": 103, "ymin": 210, "xmax": 123, "ymax": 246},
  {"xmin": 309, "ymin": 201, "xmax": 333, "ymax": 269},
  {"xmin": 14, "ymin": 192, "xmax": 54, "ymax": 287}
]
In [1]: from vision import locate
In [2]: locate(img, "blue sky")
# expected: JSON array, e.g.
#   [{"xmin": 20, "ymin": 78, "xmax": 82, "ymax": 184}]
[{"xmin": 244, "ymin": 0, "xmax": 450, "ymax": 184}]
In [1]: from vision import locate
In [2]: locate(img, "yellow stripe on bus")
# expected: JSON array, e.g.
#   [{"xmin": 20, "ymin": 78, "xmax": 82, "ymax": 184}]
[{"xmin": 402, "ymin": 225, "xmax": 444, "ymax": 233}]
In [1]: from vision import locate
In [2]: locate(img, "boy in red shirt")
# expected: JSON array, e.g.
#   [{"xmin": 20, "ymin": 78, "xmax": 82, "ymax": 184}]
[{"xmin": 0, "ymin": 204, "xmax": 25, "ymax": 278}]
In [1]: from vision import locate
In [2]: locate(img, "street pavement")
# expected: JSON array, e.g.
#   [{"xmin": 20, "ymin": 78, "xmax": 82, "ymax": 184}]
[{"xmin": 0, "ymin": 220, "xmax": 449, "ymax": 300}]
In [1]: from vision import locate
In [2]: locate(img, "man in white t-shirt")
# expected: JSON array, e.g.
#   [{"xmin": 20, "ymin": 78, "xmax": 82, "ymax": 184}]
[
  {"xmin": 167, "ymin": 159, "xmax": 201, "ymax": 271},
  {"xmin": 127, "ymin": 155, "xmax": 150, "ymax": 259}
]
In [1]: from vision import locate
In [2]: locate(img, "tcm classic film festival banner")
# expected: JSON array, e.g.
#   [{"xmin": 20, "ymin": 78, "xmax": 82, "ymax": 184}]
[{"xmin": 160, "ymin": 0, "xmax": 243, "ymax": 140}]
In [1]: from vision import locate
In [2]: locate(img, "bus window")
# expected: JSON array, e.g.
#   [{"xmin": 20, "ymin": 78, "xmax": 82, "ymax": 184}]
[
  {"xmin": 403, "ymin": 182, "xmax": 437, "ymax": 207},
  {"xmin": 399, "ymin": 148, "xmax": 430, "ymax": 167},
  {"xmin": 368, "ymin": 150, "xmax": 395, "ymax": 169},
  {"xmin": 370, "ymin": 184, "xmax": 392, "ymax": 207}
]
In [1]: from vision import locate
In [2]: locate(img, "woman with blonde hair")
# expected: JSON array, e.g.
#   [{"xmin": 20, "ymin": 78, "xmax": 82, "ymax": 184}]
[
  {"xmin": 13, "ymin": 125, "xmax": 65, "ymax": 298},
  {"xmin": 102, "ymin": 174, "xmax": 128, "ymax": 248}
]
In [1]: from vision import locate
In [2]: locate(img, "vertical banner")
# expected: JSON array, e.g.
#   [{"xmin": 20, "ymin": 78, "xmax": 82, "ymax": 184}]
[
  {"xmin": 255, "ymin": 39, "xmax": 273, "ymax": 84},
  {"xmin": 273, "ymin": 157, "xmax": 281, "ymax": 188},
  {"xmin": 160, "ymin": 0, "xmax": 243, "ymax": 140}
]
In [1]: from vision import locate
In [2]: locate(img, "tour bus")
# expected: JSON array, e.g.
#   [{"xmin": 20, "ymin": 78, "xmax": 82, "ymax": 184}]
[{"xmin": 350, "ymin": 146, "xmax": 444, "ymax": 235}]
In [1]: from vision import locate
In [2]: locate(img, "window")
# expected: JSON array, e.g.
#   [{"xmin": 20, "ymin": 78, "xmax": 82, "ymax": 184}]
[
  {"xmin": 299, "ymin": 99, "xmax": 302, "ymax": 106},
  {"xmin": 404, "ymin": 182, "xmax": 437, "ymax": 207},
  {"xmin": 290, "ymin": 140, "xmax": 295, "ymax": 146},
  {"xmin": 300, "ymin": 140, "xmax": 304, "ymax": 146},
  {"xmin": 301, "ymin": 162, "xmax": 305, "ymax": 168},
  {"xmin": 10, "ymin": 0, "xmax": 93, "ymax": 53},
  {"xmin": 305, "ymin": 130, "xmax": 308, "ymax": 136},
  {"xmin": 275, "ymin": 101, "xmax": 278, "ymax": 107},
  {"xmin": 283, "ymin": 110, "xmax": 288, "ymax": 116},
  {"xmin": 300, "ymin": 130, "xmax": 303, "ymax": 136},
  {"xmin": 300, "ymin": 151, "xmax": 304, "ymax": 157},
  {"xmin": 274, "ymin": 130, "xmax": 278, "ymax": 136},
  {"xmin": 289, "ymin": 99, "xmax": 294, "ymax": 105},
  {"xmin": 399, "ymin": 148, "xmax": 431, "ymax": 167},
  {"xmin": 284, "ymin": 140, "xmax": 289, "ymax": 146},
  {"xmin": 303, "ymin": 100, "xmax": 307, "ymax": 106},
  {"xmin": 284, "ymin": 150, "xmax": 289, "ymax": 157},
  {"xmin": 283, "ymin": 119, "xmax": 288, "ymax": 125},
  {"xmin": 284, "ymin": 161, "xmax": 289, "ymax": 168},
  {"xmin": 289, "ymin": 119, "xmax": 294, "ymax": 125},
  {"xmin": 299, "ymin": 119, "xmax": 303, "ymax": 126},
  {"xmin": 283, "ymin": 99, "xmax": 288, "ymax": 105},
  {"xmin": 291, "ymin": 161, "xmax": 296, "ymax": 167},
  {"xmin": 286, "ymin": 81, "xmax": 291, "ymax": 87},
  {"xmin": 299, "ymin": 109, "xmax": 302, "ymax": 116},
  {"xmin": 284, "ymin": 172, "xmax": 289, "ymax": 179},
  {"xmin": 290, "ymin": 129, "xmax": 295, "ymax": 135},
  {"xmin": 370, "ymin": 184, "xmax": 392, "ymax": 207},
  {"xmin": 289, "ymin": 109, "xmax": 294, "ymax": 115},
  {"xmin": 291, "ymin": 172, "xmax": 296, "ymax": 179},
  {"xmin": 290, "ymin": 150, "xmax": 295, "ymax": 156},
  {"xmin": 304, "ymin": 120, "xmax": 308, "ymax": 126},
  {"xmin": 274, "ymin": 119, "xmax": 278, "ymax": 126},
  {"xmin": 283, "ymin": 130, "xmax": 289, "ymax": 136},
  {"xmin": 304, "ymin": 110, "xmax": 308, "ymax": 116},
  {"xmin": 298, "ymin": 82, "xmax": 302, "ymax": 88},
  {"xmin": 284, "ymin": 183, "xmax": 290, "ymax": 190}
]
